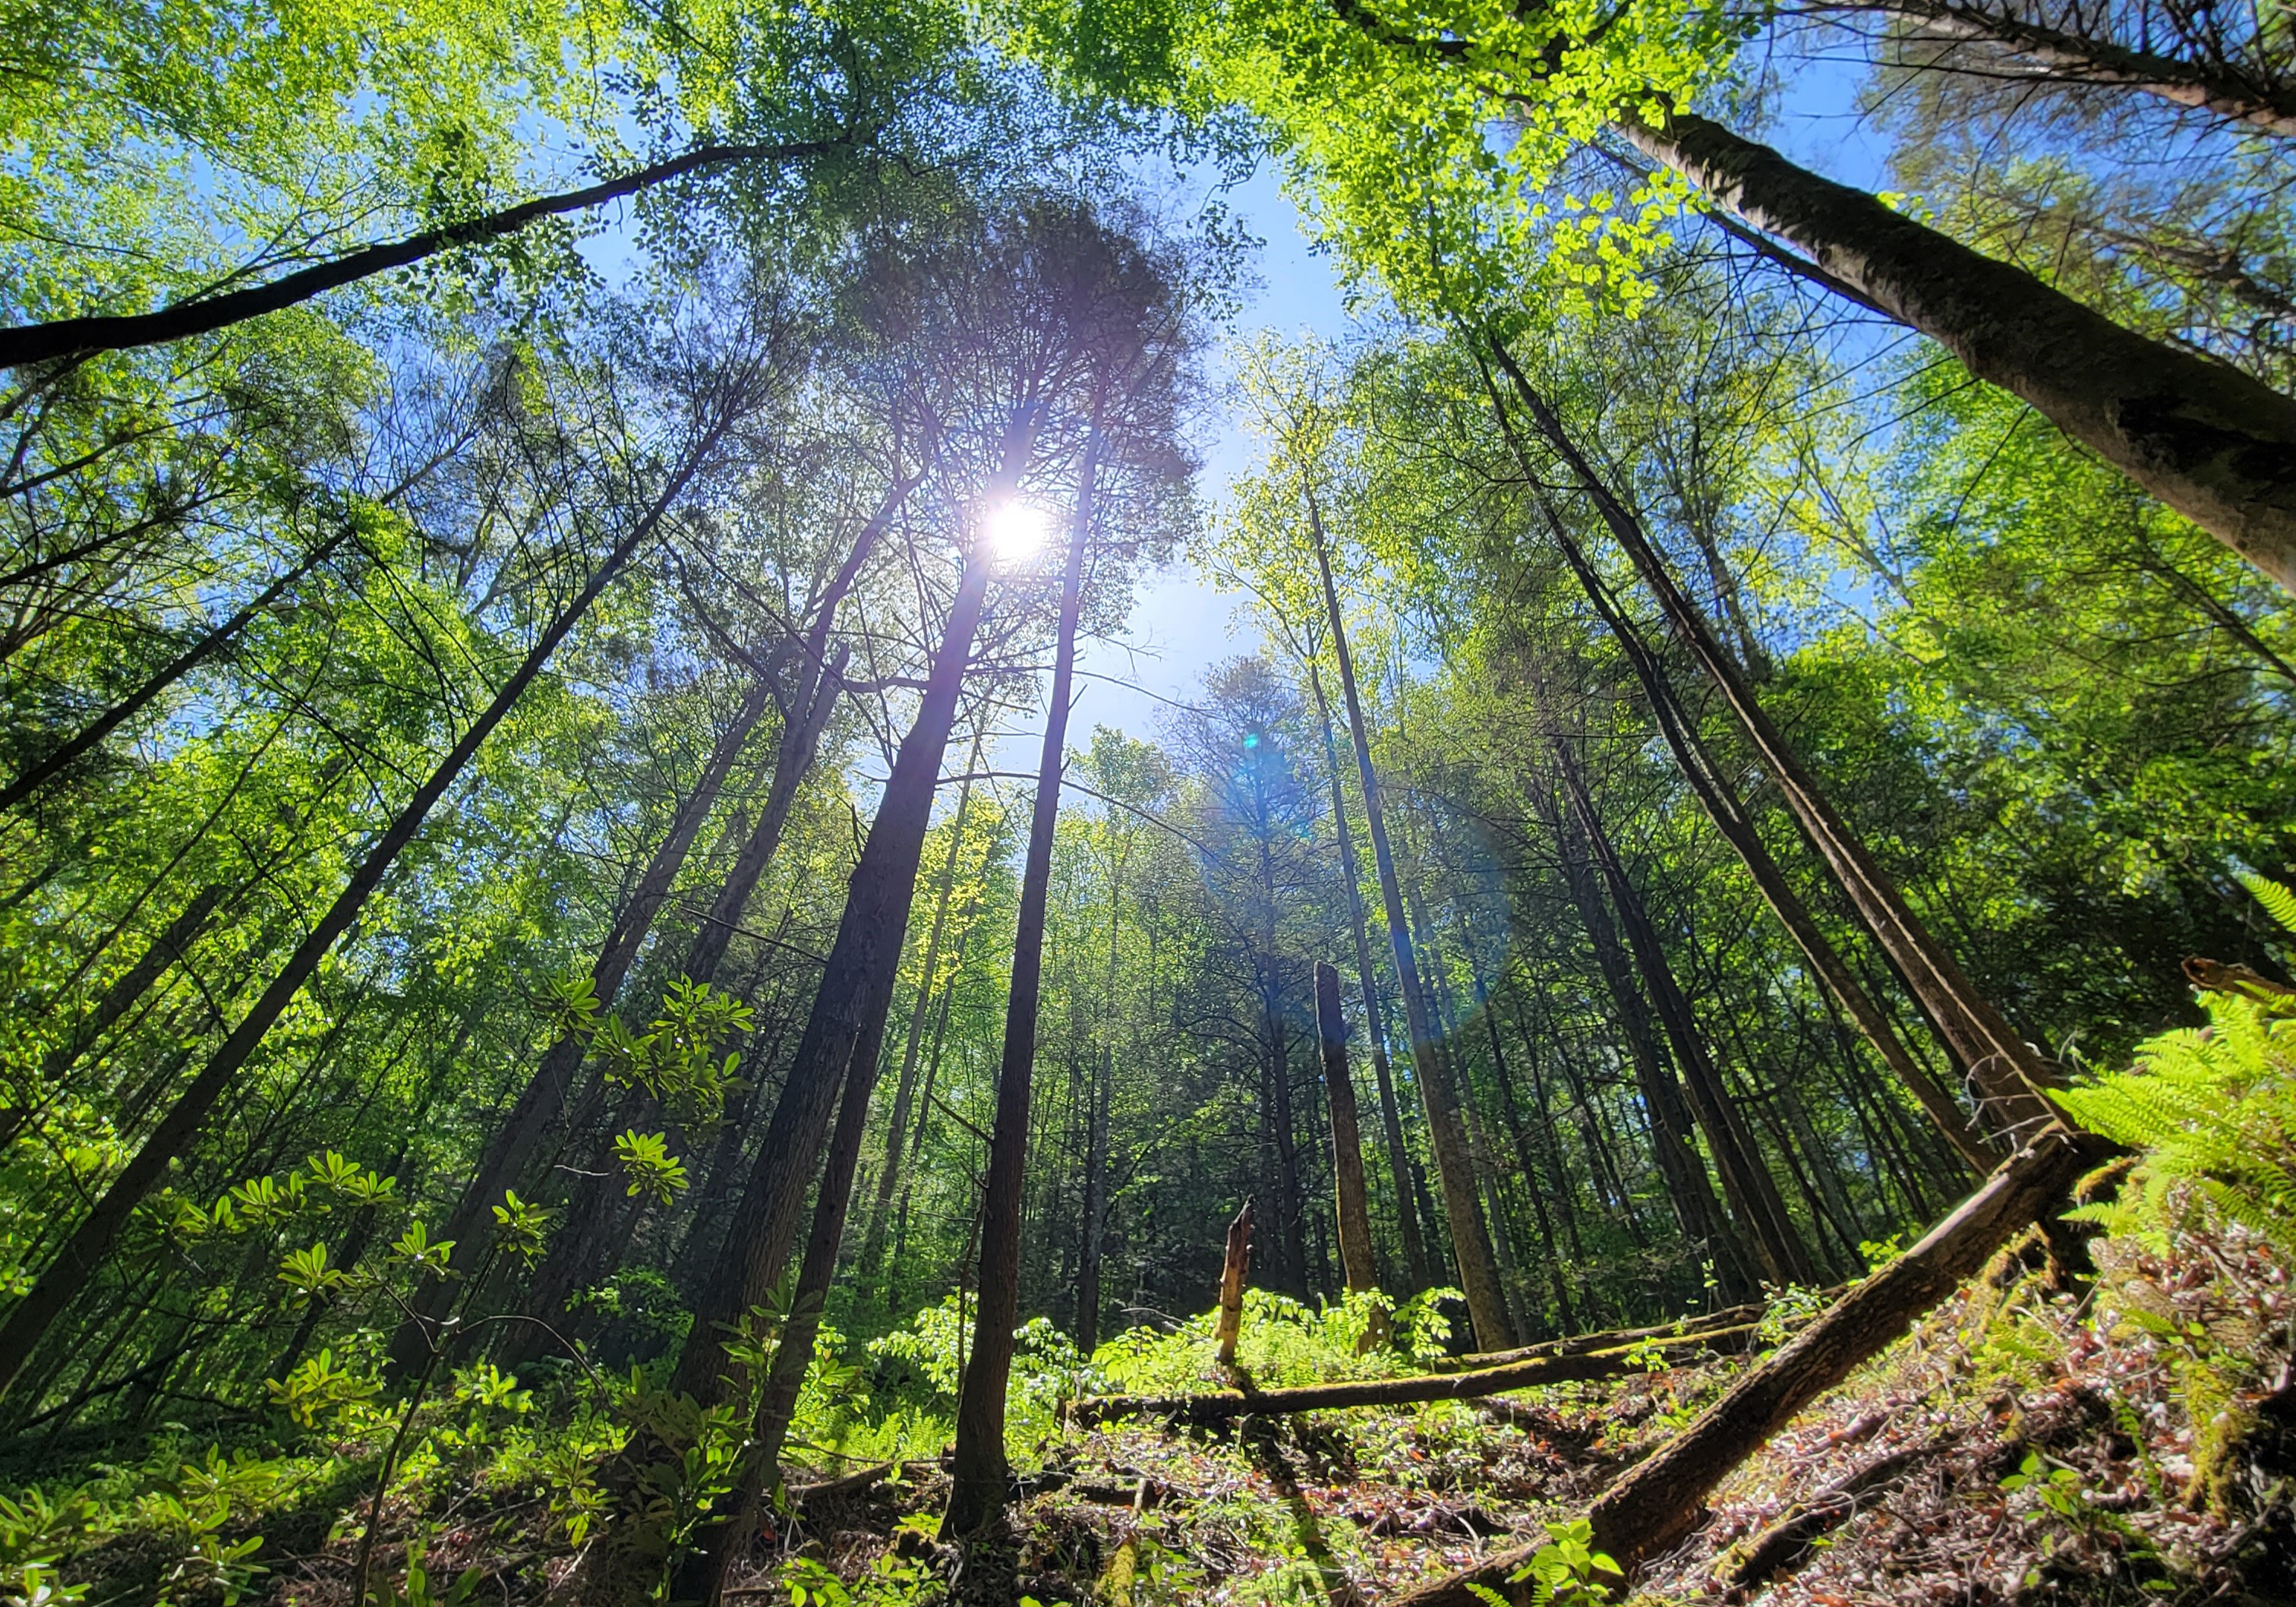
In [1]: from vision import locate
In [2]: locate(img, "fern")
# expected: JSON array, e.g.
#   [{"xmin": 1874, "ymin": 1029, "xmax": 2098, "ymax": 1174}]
[
  {"xmin": 2238, "ymin": 870, "xmax": 2296, "ymax": 938},
  {"xmin": 2056, "ymin": 876, "xmax": 2296, "ymax": 1260}
]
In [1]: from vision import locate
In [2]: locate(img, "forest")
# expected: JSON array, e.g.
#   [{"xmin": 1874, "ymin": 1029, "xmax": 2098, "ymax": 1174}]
[{"xmin": 2, "ymin": 0, "xmax": 2294, "ymax": 1602}]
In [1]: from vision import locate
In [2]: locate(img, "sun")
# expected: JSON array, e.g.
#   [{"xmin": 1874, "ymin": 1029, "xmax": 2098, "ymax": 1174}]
[{"xmin": 983, "ymin": 499, "xmax": 1051, "ymax": 562}]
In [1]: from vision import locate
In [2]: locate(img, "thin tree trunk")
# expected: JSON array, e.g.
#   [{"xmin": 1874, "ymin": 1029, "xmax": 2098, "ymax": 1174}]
[
  {"xmin": 1470, "ymin": 969, "xmax": 1577, "ymax": 1333},
  {"xmin": 386, "ymin": 676, "xmax": 775, "ymax": 1377},
  {"xmin": 1076, "ymin": 1043, "xmax": 1112, "ymax": 1351},
  {"xmin": 1306, "ymin": 495, "xmax": 1512, "ymax": 1349},
  {"xmin": 0, "ymin": 140, "xmax": 841, "ymax": 367},
  {"xmin": 1548, "ymin": 734, "xmax": 1818, "ymax": 1287},
  {"xmin": 0, "ymin": 535, "xmax": 344, "ymax": 813},
  {"xmin": 1486, "ymin": 343, "xmax": 2060, "ymax": 1141},
  {"xmin": 1475, "ymin": 372, "xmax": 1994, "ymax": 1173},
  {"xmin": 1316, "ymin": 961, "xmax": 1379, "ymax": 1297},
  {"xmin": 1545, "ymin": 783, "xmax": 1755, "ymax": 1302},
  {"xmin": 33, "ymin": 882, "xmax": 226, "ymax": 1094},
  {"xmin": 945, "ymin": 431, "xmax": 1096, "ymax": 1536},
  {"xmin": 1612, "ymin": 108, "xmax": 2296, "ymax": 590},
  {"xmin": 0, "ymin": 406, "xmax": 738, "ymax": 1401},
  {"xmin": 1309, "ymin": 661, "xmax": 1431, "ymax": 1289}
]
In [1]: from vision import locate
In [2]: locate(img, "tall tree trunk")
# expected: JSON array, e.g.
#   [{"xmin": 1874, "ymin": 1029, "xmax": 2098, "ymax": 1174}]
[
  {"xmin": 1612, "ymin": 107, "xmax": 2296, "ymax": 589},
  {"xmin": 1316, "ymin": 961, "xmax": 1379, "ymax": 1297},
  {"xmin": 387, "ymin": 676, "xmax": 775, "ymax": 1377},
  {"xmin": 945, "ymin": 431, "xmax": 1097, "ymax": 1536},
  {"xmin": 0, "ymin": 140, "xmax": 842, "ymax": 368},
  {"xmin": 33, "ymin": 882, "xmax": 226, "ymax": 1094},
  {"xmin": 1547, "ymin": 734, "xmax": 1819, "ymax": 1287},
  {"xmin": 1486, "ymin": 343, "xmax": 2060, "ymax": 1141},
  {"xmin": 1858, "ymin": 0, "xmax": 2296, "ymax": 138},
  {"xmin": 0, "ymin": 534, "xmax": 345, "ymax": 814},
  {"xmin": 1076, "ymin": 1044, "xmax": 1112, "ymax": 1351},
  {"xmin": 1470, "ymin": 969, "xmax": 1578, "ymax": 1333},
  {"xmin": 0, "ymin": 405, "xmax": 740, "ymax": 1401},
  {"xmin": 1305, "ymin": 497, "xmax": 1513, "ymax": 1349},
  {"xmin": 670, "ymin": 994, "xmax": 894, "ymax": 1607},
  {"xmin": 663, "ymin": 416, "xmax": 1035, "ymax": 1412},
  {"xmin": 859, "ymin": 728, "xmax": 988, "ymax": 1283},
  {"xmin": 1308, "ymin": 662, "xmax": 1431, "ymax": 1290},
  {"xmin": 1544, "ymin": 781, "xmax": 1756, "ymax": 1302},
  {"xmin": 1473, "ymin": 361, "xmax": 1996, "ymax": 1173}
]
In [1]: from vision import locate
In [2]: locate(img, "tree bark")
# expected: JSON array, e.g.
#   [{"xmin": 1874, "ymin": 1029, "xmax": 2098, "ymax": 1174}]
[
  {"xmin": 1856, "ymin": 0, "xmax": 2296, "ymax": 138},
  {"xmin": 1076, "ymin": 1044, "xmax": 1112, "ymax": 1352},
  {"xmin": 0, "ymin": 140, "xmax": 840, "ymax": 367},
  {"xmin": 859, "ymin": 728, "xmax": 987, "ymax": 1283},
  {"xmin": 1309, "ymin": 661, "xmax": 1432, "ymax": 1290},
  {"xmin": 1616, "ymin": 108, "xmax": 2296, "ymax": 592},
  {"xmin": 1392, "ymin": 1127, "xmax": 2108, "ymax": 1606},
  {"xmin": 0, "ymin": 403, "xmax": 740, "ymax": 1402},
  {"xmin": 1487, "ymin": 342, "xmax": 2060, "ymax": 1141},
  {"xmin": 1306, "ymin": 494, "xmax": 1513, "ymax": 1349},
  {"xmin": 945, "ymin": 429, "xmax": 1097, "ymax": 1536},
  {"xmin": 1316, "ymin": 961, "xmax": 1379, "ymax": 1298}
]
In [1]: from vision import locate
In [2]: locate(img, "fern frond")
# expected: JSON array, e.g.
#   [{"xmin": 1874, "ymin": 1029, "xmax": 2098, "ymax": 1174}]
[{"xmin": 2238, "ymin": 870, "xmax": 2296, "ymax": 939}]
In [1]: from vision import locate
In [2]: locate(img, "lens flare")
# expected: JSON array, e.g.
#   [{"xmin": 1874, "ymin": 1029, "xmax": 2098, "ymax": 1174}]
[{"xmin": 983, "ymin": 500, "xmax": 1050, "ymax": 561}]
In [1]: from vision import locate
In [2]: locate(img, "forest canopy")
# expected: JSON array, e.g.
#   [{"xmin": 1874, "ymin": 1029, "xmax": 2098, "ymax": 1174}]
[{"xmin": 2, "ymin": 0, "xmax": 2294, "ymax": 1603}]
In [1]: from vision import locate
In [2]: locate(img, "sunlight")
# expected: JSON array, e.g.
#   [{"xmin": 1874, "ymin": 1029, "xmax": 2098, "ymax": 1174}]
[{"xmin": 983, "ymin": 498, "xmax": 1052, "ymax": 562}]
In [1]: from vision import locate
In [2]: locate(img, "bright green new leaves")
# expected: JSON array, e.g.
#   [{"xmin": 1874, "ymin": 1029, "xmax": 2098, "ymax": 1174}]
[
  {"xmin": 613, "ymin": 1130, "xmax": 691, "ymax": 1205},
  {"xmin": 1003, "ymin": 0, "xmax": 1733, "ymax": 316},
  {"xmin": 554, "ymin": 972, "xmax": 752, "ymax": 1129}
]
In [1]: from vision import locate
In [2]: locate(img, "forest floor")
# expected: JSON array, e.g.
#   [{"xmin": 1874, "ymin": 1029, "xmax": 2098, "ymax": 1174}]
[
  {"xmin": 19, "ymin": 1210, "xmax": 2296, "ymax": 1607},
  {"xmin": 683, "ymin": 1220, "xmax": 2296, "ymax": 1607}
]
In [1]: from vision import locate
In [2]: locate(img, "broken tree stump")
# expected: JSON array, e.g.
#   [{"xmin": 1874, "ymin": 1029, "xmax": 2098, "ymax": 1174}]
[
  {"xmin": 1391, "ymin": 1126, "xmax": 2108, "ymax": 1607},
  {"xmin": 1215, "ymin": 1199, "xmax": 1254, "ymax": 1368}
]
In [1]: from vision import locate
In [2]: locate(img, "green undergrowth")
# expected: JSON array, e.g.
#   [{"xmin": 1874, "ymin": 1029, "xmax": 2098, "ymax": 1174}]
[{"xmin": 8, "ymin": 903, "xmax": 2296, "ymax": 1605}]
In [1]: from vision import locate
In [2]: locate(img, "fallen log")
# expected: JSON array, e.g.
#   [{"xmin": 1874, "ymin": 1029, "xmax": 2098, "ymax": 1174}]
[
  {"xmin": 1392, "ymin": 1126, "xmax": 2106, "ymax": 1607},
  {"xmin": 1718, "ymin": 1444, "xmax": 1919, "ymax": 1594},
  {"xmin": 1429, "ymin": 1290, "xmax": 1845, "ymax": 1372},
  {"xmin": 1072, "ymin": 1323, "xmax": 1762, "ymax": 1428}
]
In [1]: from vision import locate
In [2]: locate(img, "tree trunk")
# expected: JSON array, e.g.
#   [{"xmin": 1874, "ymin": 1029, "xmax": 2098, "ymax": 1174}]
[
  {"xmin": 0, "ymin": 140, "xmax": 841, "ymax": 367},
  {"xmin": 1548, "ymin": 734, "xmax": 1818, "ymax": 1287},
  {"xmin": 1392, "ymin": 1128, "xmax": 2107, "ymax": 1605},
  {"xmin": 1316, "ymin": 961, "xmax": 1379, "ymax": 1298},
  {"xmin": 1614, "ymin": 107, "xmax": 2296, "ymax": 591},
  {"xmin": 1497, "ymin": 459, "xmax": 1995, "ymax": 1173},
  {"xmin": 0, "ymin": 410, "xmax": 736, "ymax": 1403},
  {"xmin": 1214, "ymin": 1201, "xmax": 1254, "ymax": 1368},
  {"xmin": 1543, "ymin": 778, "xmax": 1755, "ymax": 1302},
  {"xmin": 662, "ymin": 467, "xmax": 1013, "ymax": 1410},
  {"xmin": 33, "ymin": 882, "xmax": 226, "ymax": 1095},
  {"xmin": 1469, "ymin": 969, "xmax": 1577, "ymax": 1334},
  {"xmin": 670, "ymin": 988, "xmax": 894, "ymax": 1607},
  {"xmin": 945, "ymin": 429, "xmax": 1096, "ymax": 1537},
  {"xmin": 1306, "ymin": 494, "xmax": 1513, "ymax": 1349},
  {"xmin": 1308, "ymin": 662, "xmax": 1431, "ymax": 1290},
  {"xmin": 859, "ymin": 728, "xmax": 988, "ymax": 1283},
  {"xmin": 0, "ymin": 533, "xmax": 345, "ymax": 814},
  {"xmin": 1076, "ymin": 1321, "xmax": 1765, "ymax": 1425},
  {"xmin": 387, "ymin": 676, "xmax": 776, "ymax": 1377},
  {"xmin": 1076, "ymin": 1044, "xmax": 1112, "ymax": 1353},
  {"xmin": 1487, "ymin": 342, "xmax": 2060, "ymax": 1141},
  {"xmin": 1860, "ymin": 0, "xmax": 2296, "ymax": 138}
]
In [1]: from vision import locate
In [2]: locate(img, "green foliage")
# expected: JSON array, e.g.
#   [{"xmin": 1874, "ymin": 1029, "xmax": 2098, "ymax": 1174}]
[
  {"xmin": 1503, "ymin": 1518, "xmax": 1622, "ymax": 1607},
  {"xmin": 2056, "ymin": 887, "xmax": 2296, "ymax": 1262},
  {"xmin": 612, "ymin": 1131, "xmax": 692, "ymax": 1204}
]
